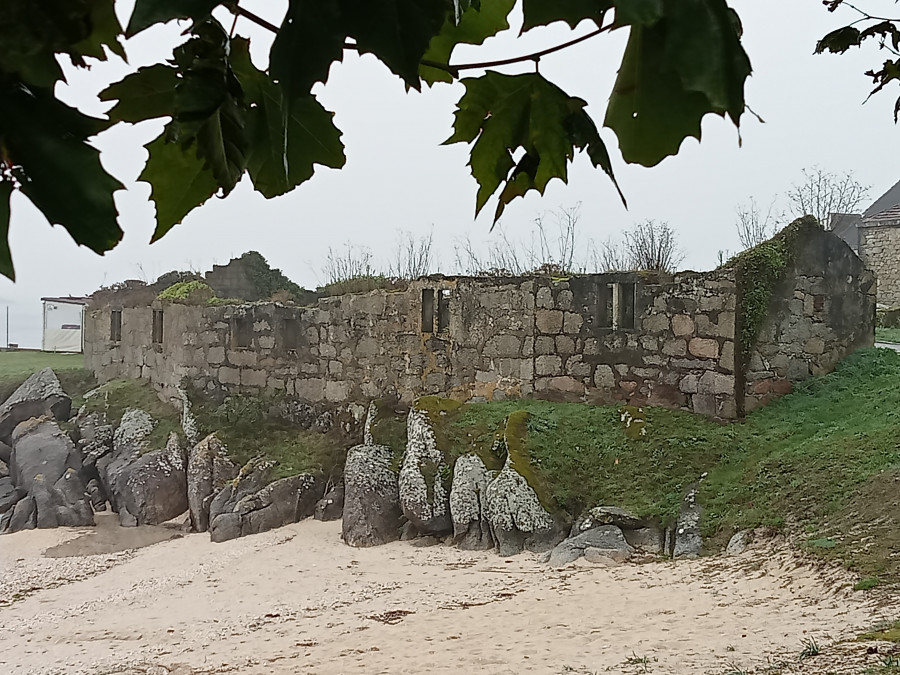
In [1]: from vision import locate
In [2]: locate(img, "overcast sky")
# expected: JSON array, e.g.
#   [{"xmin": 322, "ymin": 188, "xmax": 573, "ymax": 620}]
[{"xmin": 2, "ymin": 0, "xmax": 897, "ymax": 348}]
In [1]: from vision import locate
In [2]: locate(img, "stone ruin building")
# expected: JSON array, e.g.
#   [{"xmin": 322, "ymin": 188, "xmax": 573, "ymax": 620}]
[
  {"xmin": 84, "ymin": 221, "xmax": 875, "ymax": 420},
  {"xmin": 831, "ymin": 177, "xmax": 900, "ymax": 306}
]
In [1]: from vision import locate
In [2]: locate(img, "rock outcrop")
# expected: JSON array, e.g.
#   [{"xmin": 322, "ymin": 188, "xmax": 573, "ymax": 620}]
[
  {"xmin": 314, "ymin": 485, "xmax": 344, "ymax": 521},
  {"xmin": 0, "ymin": 368, "xmax": 71, "ymax": 443},
  {"xmin": 10, "ymin": 418, "xmax": 82, "ymax": 494},
  {"xmin": 187, "ymin": 433, "xmax": 237, "ymax": 532},
  {"xmin": 97, "ymin": 408, "xmax": 154, "ymax": 519},
  {"xmin": 484, "ymin": 456, "xmax": 564, "ymax": 556},
  {"xmin": 117, "ymin": 433, "xmax": 188, "ymax": 526},
  {"xmin": 208, "ymin": 458, "xmax": 273, "ymax": 525},
  {"xmin": 449, "ymin": 454, "xmax": 494, "ymax": 550},
  {"xmin": 342, "ymin": 444, "xmax": 402, "ymax": 547},
  {"xmin": 210, "ymin": 471, "xmax": 322, "ymax": 543},
  {"xmin": 548, "ymin": 524, "xmax": 633, "ymax": 567},
  {"xmin": 398, "ymin": 410, "xmax": 452, "ymax": 535},
  {"xmin": 673, "ymin": 484, "xmax": 702, "ymax": 558}
]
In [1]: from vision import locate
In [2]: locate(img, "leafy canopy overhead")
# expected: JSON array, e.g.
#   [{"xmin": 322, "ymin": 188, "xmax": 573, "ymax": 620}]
[{"xmin": 0, "ymin": 0, "xmax": 757, "ymax": 281}]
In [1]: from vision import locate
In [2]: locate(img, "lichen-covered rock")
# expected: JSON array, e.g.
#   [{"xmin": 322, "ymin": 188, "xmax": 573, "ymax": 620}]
[
  {"xmin": 73, "ymin": 411, "xmax": 114, "ymax": 472},
  {"xmin": 449, "ymin": 454, "xmax": 494, "ymax": 550},
  {"xmin": 187, "ymin": 433, "xmax": 237, "ymax": 532},
  {"xmin": 210, "ymin": 473, "xmax": 322, "ymax": 542},
  {"xmin": 0, "ymin": 440, "xmax": 11, "ymax": 463},
  {"xmin": 548, "ymin": 525, "xmax": 632, "ymax": 567},
  {"xmin": 484, "ymin": 456, "xmax": 564, "ymax": 556},
  {"xmin": 573, "ymin": 506, "xmax": 645, "ymax": 534},
  {"xmin": 208, "ymin": 457, "xmax": 273, "ymax": 524},
  {"xmin": 314, "ymin": 485, "xmax": 344, "ymax": 521},
  {"xmin": 673, "ymin": 485, "xmax": 702, "ymax": 558},
  {"xmin": 118, "ymin": 433, "xmax": 188, "ymax": 526},
  {"xmin": 398, "ymin": 409, "xmax": 451, "ymax": 535},
  {"xmin": 623, "ymin": 526, "xmax": 665, "ymax": 554},
  {"xmin": 10, "ymin": 418, "xmax": 82, "ymax": 494},
  {"xmin": 0, "ymin": 458, "xmax": 7, "ymax": 479},
  {"xmin": 726, "ymin": 529, "xmax": 751, "ymax": 556},
  {"xmin": 0, "ymin": 368, "xmax": 72, "ymax": 443},
  {"xmin": 342, "ymin": 444, "xmax": 402, "ymax": 547},
  {"xmin": 96, "ymin": 409, "xmax": 155, "ymax": 518}
]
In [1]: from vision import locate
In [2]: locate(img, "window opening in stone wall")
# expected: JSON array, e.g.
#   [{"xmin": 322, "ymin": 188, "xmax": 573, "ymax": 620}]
[
  {"xmin": 282, "ymin": 317, "xmax": 300, "ymax": 351},
  {"xmin": 421, "ymin": 289, "xmax": 435, "ymax": 333},
  {"xmin": 152, "ymin": 309, "xmax": 163, "ymax": 344},
  {"xmin": 233, "ymin": 316, "xmax": 253, "ymax": 349},
  {"xmin": 620, "ymin": 282, "xmax": 636, "ymax": 330},
  {"xmin": 596, "ymin": 282, "xmax": 614, "ymax": 328},
  {"xmin": 110, "ymin": 309, "xmax": 122, "ymax": 342},
  {"xmin": 437, "ymin": 289, "xmax": 450, "ymax": 333}
]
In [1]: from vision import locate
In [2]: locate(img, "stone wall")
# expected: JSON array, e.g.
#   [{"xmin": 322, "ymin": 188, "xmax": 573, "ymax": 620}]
[
  {"xmin": 84, "ymin": 229, "xmax": 873, "ymax": 420},
  {"xmin": 859, "ymin": 223, "xmax": 900, "ymax": 305},
  {"xmin": 85, "ymin": 273, "xmax": 742, "ymax": 417},
  {"xmin": 744, "ymin": 226, "xmax": 876, "ymax": 412}
]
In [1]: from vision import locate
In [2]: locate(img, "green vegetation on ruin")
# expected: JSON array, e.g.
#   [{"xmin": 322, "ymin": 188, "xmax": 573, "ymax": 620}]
[
  {"xmin": 157, "ymin": 280, "xmax": 242, "ymax": 306},
  {"xmin": 724, "ymin": 216, "xmax": 820, "ymax": 366}
]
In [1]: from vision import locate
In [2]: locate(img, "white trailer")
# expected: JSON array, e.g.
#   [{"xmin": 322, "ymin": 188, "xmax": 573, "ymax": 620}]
[{"xmin": 41, "ymin": 297, "xmax": 89, "ymax": 353}]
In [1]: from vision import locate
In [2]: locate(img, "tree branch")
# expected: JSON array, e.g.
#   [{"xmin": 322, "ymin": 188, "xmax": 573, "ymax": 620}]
[{"xmin": 227, "ymin": 3, "xmax": 609, "ymax": 79}]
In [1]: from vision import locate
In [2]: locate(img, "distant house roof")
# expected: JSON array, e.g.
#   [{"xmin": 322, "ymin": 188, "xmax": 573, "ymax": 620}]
[
  {"xmin": 863, "ymin": 178, "xmax": 900, "ymax": 221},
  {"xmin": 828, "ymin": 213, "xmax": 862, "ymax": 251},
  {"xmin": 41, "ymin": 296, "xmax": 91, "ymax": 305}
]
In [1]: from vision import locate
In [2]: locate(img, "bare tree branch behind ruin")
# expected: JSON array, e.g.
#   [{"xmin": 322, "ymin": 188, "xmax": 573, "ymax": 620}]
[
  {"xmin": 735, "ymin": 196, "xmax": 782, "ymax": 249},
  {"xmin": 321, "ymin": 243, "xmax": 376, "ymax": 286},
  {"xmin": 786, "ymin": 167, "xmax": 870, "ymax": 226},
  {"xmin": 622, "ymin": 220, "xmax": 685, "ymax": 273},
  {"xmin": 388, "ymin": 230, "xmax": 436, "ymax": 279}
]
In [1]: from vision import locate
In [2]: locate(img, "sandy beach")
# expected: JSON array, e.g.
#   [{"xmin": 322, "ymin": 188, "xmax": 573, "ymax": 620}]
[{"xmin": 0, "ymin": 516, "xmax": 894, "ymax": 675}]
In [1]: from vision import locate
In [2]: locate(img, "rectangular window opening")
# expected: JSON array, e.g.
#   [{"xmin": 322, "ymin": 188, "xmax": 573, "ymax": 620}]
[
  {"xmin": 620, "ymin": 282, "xmax": 636, "ymax": 330},
  {"xmin": 421, "ymin": 289, "xmax": 435, "ymax": 333},
  {"xmin": 437, "ymin": 289, "xmax": 450, "ymax": 333},
  {"xmin": 110, "ymin": 309, "xmax": 122, "ymax": 342},
  {"xmin": 282, "ymin": 317, "xmax": 300, "ymax": 351},
  {"xmin": 233, "ymin": 316, "xmax": 253, "ymax": 349},
  {"xmin": 152, "ymin": 309, "xmax": 164, "ymax": 344}
]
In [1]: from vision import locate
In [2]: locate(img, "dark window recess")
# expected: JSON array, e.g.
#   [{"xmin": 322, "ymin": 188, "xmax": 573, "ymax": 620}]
[
  {"xmin": 620, "ymin": 282, "xmax": 636, "ymax": 330},
  {"xmin": 110, "ymin": 310, "xmax": 122, "ymax": 342},
  {"xmin": 233, "ymin": 317, "xmax": 253, "ymax": 349},
  {"xmin": 437, "ymin": 289, "xmax": 451, "ymax": 333},
  {"xmin": 421, "ymin": 289, "xmax": 435, "ymax": 333},
  {"xmin": 596, "ymin": 282, "xmax": 613, "ymax": 328},
  {"xmin": 152, "ymin": 309, "xmax": 164, "ymax": 344},
  {"xmin": 282, "ymin": 318, "xmax": 300, "ymax": 351}
]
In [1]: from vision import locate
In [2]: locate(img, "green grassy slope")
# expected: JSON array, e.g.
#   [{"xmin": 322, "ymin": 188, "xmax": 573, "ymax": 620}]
[{"xmin": 0, "ymin": 350, "xmax": 95, "ymax": 405}]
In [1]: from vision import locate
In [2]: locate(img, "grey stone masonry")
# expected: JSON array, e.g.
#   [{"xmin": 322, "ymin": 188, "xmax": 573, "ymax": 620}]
[{"xmin": 84, "ymin": 229, "xmax": 873, "ymax": 420}]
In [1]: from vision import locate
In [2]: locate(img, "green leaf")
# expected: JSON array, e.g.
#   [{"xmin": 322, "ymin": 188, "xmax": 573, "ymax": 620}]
[
  {"xmin": 269, "ymin": 0, "xmax": 346, "ymax": 101},
  {"xmin": 195, "ymin": 95, "xmax": 248, "ymax": 195},
  {"xmin": 74, "ymin": 0, "xmax": 126, "ymax": 61},
  {"xmin": 420, "ymin": 0, "xmax": 516, "ymax": 85},
  {"xmin": 347, "ymin": 0, "xmax": 448, "ymax": 88},
  {"xmin": 140, "ymin": 130, "xmax": 218, "ymax": 242},
  {"xmin": 816, "ymin": 26, "xmax": 861, "ymax": 54},
  {"xmin": 605, "ymin": 0, "xmax": 751, "ymax": 167},
  {"xmin": 446, "ymin": 72, "xmax": 622, "ymax": 221},
  {"xmin": 232, "ymin": 39, "xmax": 346, "ymax": 198},
  {"xmin": 613, "ymin": 0, "xmax": 663, "ymax": 27},
  {"xmin": 662, "ymin": 0, "xmax": 750, "ymax": 124},
  {"xmin": 0, "ymin": 84, "xmax": 123, "ymax": 254},
  {"xmin": 521, "ymin": 0, "xmax": 610, "ymax": 31},
  {"xmin": 100, "ymin": 64, "xmax": 178, "ymax": 123},
  {"xmin": 0, "ymin": 181, "xmax": 13, "ymax": 281},
  {"xmin": 126, "ymin": 0, "xmax": 220, "ymax": 37}
]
